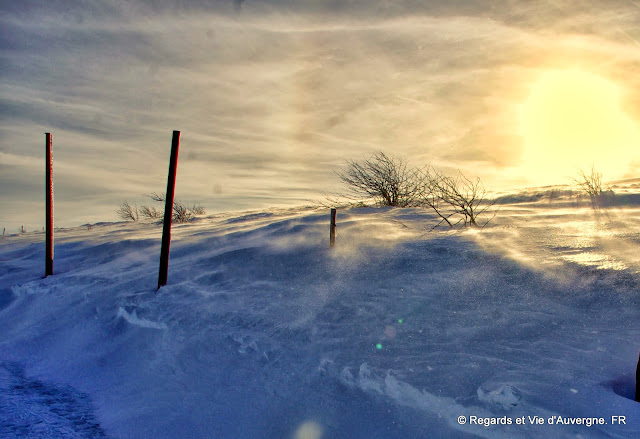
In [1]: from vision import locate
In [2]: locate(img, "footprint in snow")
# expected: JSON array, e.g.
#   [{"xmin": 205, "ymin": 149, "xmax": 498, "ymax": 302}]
[{"xmin": 0, "ymin": 362, "xmax": 108, "ymax": 438}]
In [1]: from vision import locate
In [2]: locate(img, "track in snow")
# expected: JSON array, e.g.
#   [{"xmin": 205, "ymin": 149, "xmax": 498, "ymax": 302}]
[{"xmin": 0, "ymin": 362, "xmax": 107, "ymax": 439}]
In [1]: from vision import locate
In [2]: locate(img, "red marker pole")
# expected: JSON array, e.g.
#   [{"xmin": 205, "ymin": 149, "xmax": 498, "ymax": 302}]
[
  {"xmin": 158, "ymin": 130, "xmax": 180, "ymax": 290},
  {"xmin": 45, "ymin": 133, "xmax": 54, "ymax": 277}
]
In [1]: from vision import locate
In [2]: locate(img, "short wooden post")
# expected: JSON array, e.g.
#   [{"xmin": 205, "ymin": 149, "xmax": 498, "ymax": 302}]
[
  {"xmin": 636, "ymin": 355, "xmax": 640, "ymax": 402},
  {"xmin": 330, "ymin": 208, "xmax": 337, "ymax": 247},
  {"xmin": 45, "ymin": 133, "xmax": 53, "ymax": 277},
  {"xmin": 158, "ymin": 130, "xmax": 180, "ymax": 290}
]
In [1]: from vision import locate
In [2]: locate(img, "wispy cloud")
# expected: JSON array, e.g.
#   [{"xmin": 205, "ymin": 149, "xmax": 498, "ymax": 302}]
[{"xmin": 2, "ymin": 1, "xmax": 640, "ymax": 228}]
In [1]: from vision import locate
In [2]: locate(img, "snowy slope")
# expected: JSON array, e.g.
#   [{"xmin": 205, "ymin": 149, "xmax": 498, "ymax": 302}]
[{"xmin": 1, "ymin": 194, "xmax": 639, "ymax": 438}]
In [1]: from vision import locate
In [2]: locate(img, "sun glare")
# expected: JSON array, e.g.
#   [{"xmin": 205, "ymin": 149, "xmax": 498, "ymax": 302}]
[{"xmin": 519, "ymin": 69, "xmax": 639, "ymax": 185}]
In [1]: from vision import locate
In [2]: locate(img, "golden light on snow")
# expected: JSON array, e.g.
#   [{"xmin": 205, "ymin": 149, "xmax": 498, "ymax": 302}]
[
  {"xmin": 294, "ymin": 421, "xmax": 323, "ymax": 439},
  {"xmin": 519, "ymin": 69, "xmax": 640, "ymax": 184},
  {"xmin": 562, "ymin": 252, "xmax": 628, "ymax": 271}
]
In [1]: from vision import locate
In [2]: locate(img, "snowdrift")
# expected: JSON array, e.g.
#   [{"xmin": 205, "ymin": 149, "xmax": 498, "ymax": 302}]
[{"xmin": 1, "ymin": 198, "xmax": 640, "ymax": 438}]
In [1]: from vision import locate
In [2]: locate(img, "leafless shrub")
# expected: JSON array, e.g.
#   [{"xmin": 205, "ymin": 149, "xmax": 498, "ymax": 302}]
[
  {"xmin": 574, "ymin": 167, "xmax": 614, "ymax": 209},
  {"xmin": 191, "ymin": 204, "xmax": 206, "ymax": 215},
  {"xmin": 334, "ymin": 152, "xmax": 494, "ymax": 228},
  {"xmin": 172, "ymin": 203, "xmax": 193, "ymax": 223},
  {"xmin": 336, "ymin": 151, "xmax": 426, "ymax": 207},
  {"xmin": 415, "ymin": 168, "xmax": 455, "ymax": 228},
  {"xmin": 141, "ymin": 192, "xmax": 205, "ymax": 223},
  {"xmin": 118, "ymin": 193, "xmax": 205, "ymax": 224},
  {"xmin": 117, "ymin": 201, "xmax": 139, "ymax": 222},
  {"xmin": 148, "ymin": 192, "xmax": 165, "ymax": 203},
  {"xmin": 354, "ymin": 165, "xmax": 495, "ymax": 229},
  {"xmin": 426, "ymin": 170, "xmax": 494, "ymax": 228},
  {"xmin": 139, "ymin": 205, "xmax": 162, "ymax": 220}
]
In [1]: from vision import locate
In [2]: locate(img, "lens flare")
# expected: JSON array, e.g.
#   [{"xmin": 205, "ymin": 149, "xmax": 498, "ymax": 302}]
[{"xmin": 294, "ymin": 421, "xmax": 323, "ymax": 439}]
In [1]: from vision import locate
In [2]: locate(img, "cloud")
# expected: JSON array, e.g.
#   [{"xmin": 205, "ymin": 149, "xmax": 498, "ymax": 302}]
[{"xmin": 2, "ymin": 1, "xmax": 640, "ymax": 229}]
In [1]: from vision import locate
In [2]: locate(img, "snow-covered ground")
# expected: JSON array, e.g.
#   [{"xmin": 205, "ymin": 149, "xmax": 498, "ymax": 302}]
[{"xmin": 1, "ymin": 187, "xmax": 639, "ymax": 438}]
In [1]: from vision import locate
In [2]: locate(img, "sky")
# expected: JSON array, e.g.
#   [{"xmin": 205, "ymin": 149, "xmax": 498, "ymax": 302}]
[{"xmin": 3, "ymin": 0, "xmax": 640, "ymax": 230}]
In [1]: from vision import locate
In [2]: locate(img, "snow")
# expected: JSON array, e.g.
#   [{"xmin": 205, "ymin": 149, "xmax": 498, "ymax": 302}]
[{"xmin": 1, "ymin": 190, "xmax": 639, "ymax": 438}]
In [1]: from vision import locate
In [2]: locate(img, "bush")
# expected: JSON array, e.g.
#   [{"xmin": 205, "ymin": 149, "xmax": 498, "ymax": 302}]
[
  {"xmin": 117, "ymin": 193, "xmax": 205, "ymax": 223},
  {"xmin": 117, "ymin": 202, "xmax": 139, "ymax": 222},
  {"xmin": 574, "ymin": 167, "xmax": 614, "ymax": 209},
  {"xmin": 335, "ymin": 151, "xmax": 494, "ymax": 228},
  {"xmin": 144, "ymin": 192, "xmax": 205, "ymax": 223},
  {"xmin": 426, "ymin": 170, "xmax": 494, "ymax": 227},
  {"xmin": 336, "ymin": 151, "xmax": 426, "ymax": 207}
]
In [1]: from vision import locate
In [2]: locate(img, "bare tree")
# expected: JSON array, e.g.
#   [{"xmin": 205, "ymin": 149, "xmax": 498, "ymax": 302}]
[
  {"xmin": 336, "ymin": 152, "xmax": 425, "ymax": 207},
  {"xmin": 574, "ymin": 166, "xmax": 612, "ymax": 209},
  {"xmin": 334, "ymin": 152, "xmax": 494, "ymax": 228},
  {"xmin": 421, "ymin": 169, "xmax": 494, "ymax": 228},
  {"xmin": 117, "ymin": 202, "xmax": 139, "ymax": 222},
  {"xmin": 415, "ymin": 168, "xmax": 454, "ymax": 228}
]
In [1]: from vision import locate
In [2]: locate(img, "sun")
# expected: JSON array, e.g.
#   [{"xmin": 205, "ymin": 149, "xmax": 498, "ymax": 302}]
[{"xmin": 519, "ymin": 69, "xmax": 639, "ymax": 185}]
